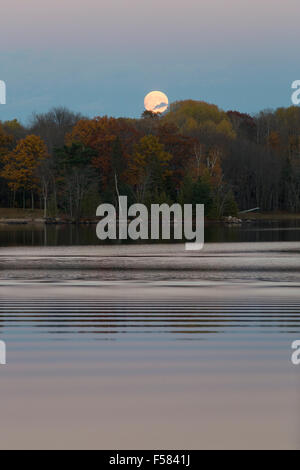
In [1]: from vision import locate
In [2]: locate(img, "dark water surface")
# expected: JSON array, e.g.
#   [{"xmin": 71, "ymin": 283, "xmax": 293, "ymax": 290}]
[{"xmin": 1, "ymin": 219, "xmax": 300, "ymax": 247}]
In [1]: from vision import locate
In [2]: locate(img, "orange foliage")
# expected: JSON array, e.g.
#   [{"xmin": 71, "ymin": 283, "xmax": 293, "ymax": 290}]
[
  {"xmin": 126, "ymin": 135, "xmax": 172, "ymax": 201},
  {"xmin": 67, "ymin": 116, "xmax": 139, "ymax": 187},
  {"xmin": 188, "ymin": 144, "xmax": 223, "ymax": 188},
  {"xmin": 1, "ymin": 135, "xmax": 48, "ymax": 192},
  {"xmin": 267, "ymin": 131, "xmax": 281, "ymax": 152},
  {"xmin": 0, "ymin": 124, "xmax": 13, "ymax": 154}
]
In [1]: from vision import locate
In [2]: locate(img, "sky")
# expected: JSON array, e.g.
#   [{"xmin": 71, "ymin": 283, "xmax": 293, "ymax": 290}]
[{"xmin": 0, "ymin": 0, "xmax": 300, "ymax": 123}]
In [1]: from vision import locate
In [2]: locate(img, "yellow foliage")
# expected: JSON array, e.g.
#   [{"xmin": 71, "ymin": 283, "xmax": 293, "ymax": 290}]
[
  {"xmin": 1, "ymin": 135, "xmax": 48, "ymax": 192},
  {"xmin": 163, "ymin": 100, "xmax": 236, "ymax": 140}
]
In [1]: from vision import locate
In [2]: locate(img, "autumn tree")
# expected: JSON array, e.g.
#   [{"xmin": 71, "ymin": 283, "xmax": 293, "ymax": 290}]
[
  {"xmin": 163, "ymin": 100, "xmax": 236, "ymax": 142},
  {"xmin": 184, "ymin": 144, "xmax": 236, "ymax": 217},
  {"xmin": 67, "ymin": 117, "xmax": 138, "ymax": 196},
  {"xmin": 0, "ymin": 124, "xmax": 13, "ymax": 155},
  {"xmin": 1, "ymin": 119, "xmax": 26, "ymax": 144},
  {"xmin": 1, "ymin": 135, "xmax": 49, "ymax": 209},
  {"xmin": 227, "ymin": 111, "xmax": 256, "ymax": 141},
  {"xmin": 126, "ymin": 135, "xmax": 172, "ymax": 203},
  {"xmin": 155, "ymin": 123, "xmax": 195, "ymax": 197},
  {"xmin": 141, "ymin": 110, "xmax": 161, "ymax": 120},
  {"xmin": 55, "ymin": 143, "xmax": 97, "ymax": 220},
  {"xmin": 267, "ymin": 131, "xmax": 281, "ymax": 153},
  {"xmin": 1, "ymin": 101, "xmax": 300, "ymax": 217},
  {"xmin": 30, "ymin": 107, "xmax": 82, "ymax": 154}
]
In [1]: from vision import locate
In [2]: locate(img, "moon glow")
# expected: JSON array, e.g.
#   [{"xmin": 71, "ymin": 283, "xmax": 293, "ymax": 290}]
[{"xmin": 144, "ymin": 91, "xmax": 169, "ymax": 114}]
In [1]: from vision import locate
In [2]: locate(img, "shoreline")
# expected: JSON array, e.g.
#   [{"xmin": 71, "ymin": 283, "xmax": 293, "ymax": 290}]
[
  {"xmin": 0, "ymin": 216, "xmax": 298, "ymax": 225},
  {"xmin": 239, "ymin": 211, "xmax": 300, "ymax": 221},
  {"xmin": 0, "ymin": 209, "xmax": 300, "ymax": 225}
]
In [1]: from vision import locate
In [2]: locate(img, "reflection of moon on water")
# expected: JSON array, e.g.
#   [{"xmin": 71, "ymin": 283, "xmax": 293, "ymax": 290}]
[{"xmin": 144, "ymin": 91, "xmax": 169, "ymax": 114}]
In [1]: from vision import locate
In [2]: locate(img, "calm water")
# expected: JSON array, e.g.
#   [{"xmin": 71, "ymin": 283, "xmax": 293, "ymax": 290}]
[
  {"xmin": 0, "ymin": 219, "xmax": 300, "ymax": 246},
  {"xmin": 0, "ymin": 222, "xmax": 299, "ymax": 449}
]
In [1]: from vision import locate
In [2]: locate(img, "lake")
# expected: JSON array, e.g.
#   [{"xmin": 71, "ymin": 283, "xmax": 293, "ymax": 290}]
[
  {"xmin": 0, "ymin": 221, "xmax": 299, "ymax": 449},
  {"xmin": 1, "ymin": 219, "xmax": 300, "ymax": 247}
]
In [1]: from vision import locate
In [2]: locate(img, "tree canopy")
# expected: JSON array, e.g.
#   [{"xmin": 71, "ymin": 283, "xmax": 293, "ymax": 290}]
[{"xmin": 0, "ymin": 101, "xmax": 300, "ymax": 218}]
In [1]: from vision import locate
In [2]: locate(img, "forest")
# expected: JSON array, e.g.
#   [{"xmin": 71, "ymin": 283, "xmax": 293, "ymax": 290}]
[{"xmin": 0, "ymin": 100, "xmax": 300, "ymax": 220}]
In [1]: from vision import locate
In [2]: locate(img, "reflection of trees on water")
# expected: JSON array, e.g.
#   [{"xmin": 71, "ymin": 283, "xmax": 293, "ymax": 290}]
[{"xmin": 1, "ymin": 221, "xmax": 300, "ymax": 247}]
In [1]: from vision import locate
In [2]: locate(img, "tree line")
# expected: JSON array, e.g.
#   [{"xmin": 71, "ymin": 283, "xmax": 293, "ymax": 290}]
[{"xmin": 0, "ymin": 101, "xmax": 300, "ymax": 220}]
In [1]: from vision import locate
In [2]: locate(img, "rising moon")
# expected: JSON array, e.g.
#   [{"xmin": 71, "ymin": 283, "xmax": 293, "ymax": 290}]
[{"xmin": 144, "ymin": 91, "xmax": 169, "ymax": 114}]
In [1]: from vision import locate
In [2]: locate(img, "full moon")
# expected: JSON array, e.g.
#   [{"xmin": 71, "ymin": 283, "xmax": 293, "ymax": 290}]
[{"xmin": 144, "ymin": 91, "xmax": 169, "ymax": 114}]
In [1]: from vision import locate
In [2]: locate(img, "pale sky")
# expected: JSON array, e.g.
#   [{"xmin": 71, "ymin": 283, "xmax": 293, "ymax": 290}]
[{"xmin": 0, "ymin": 0, "xmax": 299, "ymax": 122}]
